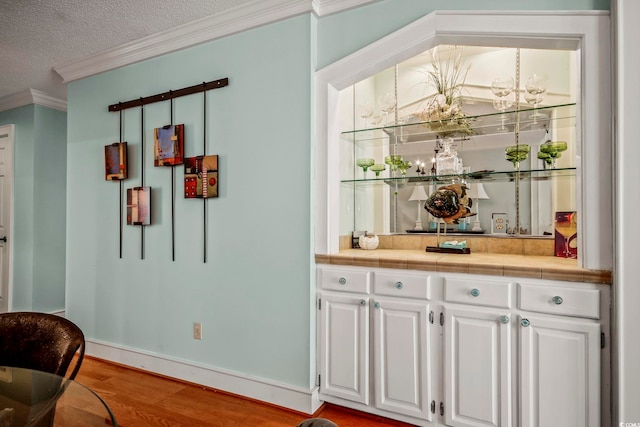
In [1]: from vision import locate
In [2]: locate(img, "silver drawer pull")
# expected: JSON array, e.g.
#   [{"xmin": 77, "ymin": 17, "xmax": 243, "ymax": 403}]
[
  {"xmin": 552, "ymin": 296, "xmax": 564, "ymax": 305},
  {"xmin": 521, "ymin": 318, "xmax": 530, "ymax": 327},
  {"xmin": 470, "ymin": 288, "xmax": 480, "ymax": 297},
  {"xmin": 499, "ymin": 315, "xmax": 510, "ymax": 324},
  {"xmin": 374, "ymin": 302, "xmax": 380, "ymax": 309},
  {"xmin": 338, "ymin": 277, "xmax": 346, "ymax": 285},
  {"xmin": 395, "ymin": 281, "xmax": 404, "ymax": 289},
  {"xmin": 359, "ymin": 299, "xmax": 366, "ymax": 306}
]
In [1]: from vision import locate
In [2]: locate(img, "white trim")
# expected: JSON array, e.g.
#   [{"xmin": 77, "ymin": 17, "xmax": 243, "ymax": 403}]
[
  {"xmin": 53, "ymin": 0, "xmax": 391, "ymax": 84},
  {"xmin": 312, "ymin": 0, "xmax": 380, "ymax": 16},
  {"xmin": 0, "ymin": 89, "xmax": 66, "ymax": 113},
  {"xmin": 614, "ymin": 0, "xmax": 640, "ymax": 422},
  {"xmin": 86, "ymin": 339, "xmax": 322, "ymax": 415},
  {"xmin": 29, "ymin": 90, "xmax": 67, "ymax": 111},
  {"xmin": 53, "ymin": 0, "xmax": 311, "ymax": 83},
  {"xmin": 314, "ymin": 11, "xmax": 612, "ymax": 271}
]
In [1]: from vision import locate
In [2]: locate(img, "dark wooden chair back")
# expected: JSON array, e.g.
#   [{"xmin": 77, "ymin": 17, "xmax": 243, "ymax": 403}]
[{"xmin": 0, "ymin": 312, "xmax": 85, "ymax": 379}]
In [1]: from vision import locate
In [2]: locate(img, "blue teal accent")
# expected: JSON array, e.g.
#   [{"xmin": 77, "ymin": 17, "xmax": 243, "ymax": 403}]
[
  {"xmin": 32, "ymin": 105, "xmax": 67, "ymax": 312},
  {"xmin": 61, "ymin": 3, "xmax": 608, "ymax": 391},
  {"xmin": 66, "ymin": 15, "xmax": 312, "ymax": 387},
  {"xmin": 316, "ymin": 0, "xmax": 610, "ymax": 69},
  {"xmin": 0, "ymin": 105, "xmax": 67, "ymax": 312}
]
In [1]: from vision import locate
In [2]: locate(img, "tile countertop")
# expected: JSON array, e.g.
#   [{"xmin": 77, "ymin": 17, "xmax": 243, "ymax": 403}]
[{"xmin": 315, "ymin": 249, "xmax": 612, "ymax": 284}]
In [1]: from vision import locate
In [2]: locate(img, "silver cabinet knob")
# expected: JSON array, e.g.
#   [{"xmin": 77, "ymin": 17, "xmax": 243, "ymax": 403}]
[
  {"xmin": 521, "ymin": 318, "xmax": 530, "ymax": 327},
  {"xmin": 395, "ymin": 281, "xmax": 404, "ymax": 289},
  {"xmin": 359, "ymin": 299, "xmax": 366, "ymax": 306},
  {"xmin": 338, "ymin": 277, "xmax": 346, "ymax": 285},
  {"xmin": 552, "ymin": 296, "xmax": 564, "ymax": 305},
  {"xmin": 499, "ymin": 315, "xmax": 510, "ymax": 324},
  {"xmin": 470, "ymin": 288, "xmax": 480, "ymax": 297},
  {"xmin": 374, "ymin": 302, "xmax": 380, "ymax": 309}
]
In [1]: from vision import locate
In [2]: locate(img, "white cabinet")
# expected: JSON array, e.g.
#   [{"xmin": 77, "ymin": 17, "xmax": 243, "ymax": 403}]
[
  {"xmin": 319, "ymin": 266, "xmax": 435, "ymax": 425},
  {"xmin": 318, "ymin": 268, "xmax": 372, "ymax": 404},
  {"xmin": 517, "ymin": 282, "xmax": 603, "ymax": 427},
  {"xmin": 319, "ymin": 291, "xmax": 370, "ymax": 405},
  {"xmin": 317, "ymin": 265, "xmax": 610, "ymax": 427},
  {"xmin": 374, "ymin": 296, "xmax": 432, "ymax": 421},
  {"xmin": 443, "ymin": 306, "xmax": 513, "ymax": 427},
  {"xmin": 443, "ymin": 277, "xmax": 606, "ymax": 427},
  {"xmin": 519, "ymin": 316, "xmax": 601, "ymax": 427}
]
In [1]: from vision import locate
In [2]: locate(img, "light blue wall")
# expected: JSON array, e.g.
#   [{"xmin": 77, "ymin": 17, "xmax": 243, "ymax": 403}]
[
  {"xmin": 0, "ymin": 106, "xmax": 35, "ymax": 310},
  {"xmin": 316, "ymin": 0, "xmax": 610, "ymax": 69},
  {"xmin": 65, "ymin": 1, "xmax": 609, "ymax": 391},
  {"xmin": 32, "ymin": 106, "xmax": 67, "ymax": 312},
  {"xmin": 0, "ymin": 105, "xmax": 66, "ymax": 312},
  {"xmin": 66, "ymin": 15, "xmax": 313, "ymax": 387}
]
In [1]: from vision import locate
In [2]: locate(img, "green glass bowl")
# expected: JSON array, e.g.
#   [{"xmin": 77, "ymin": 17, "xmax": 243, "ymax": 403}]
[
  {"xmin": 540, "ymin": 141, "xmax": 568, "ymax": 158},
  {"xmin": 370, "ymin": 164, "xmax": 386, "ymax": 176},
  {"xmin": 397, "ymin": 160, "xmax": 412, "ymax": 175},
  {"xmin": 384, "ymin": 155, "xmax": 402, "ymax": 163},
  {"xmin": 505, "ymin": 144, "xmax": 530, "ymax": 156},
  {"xmin": 356, "ymin": 158, "xmax": 375, "ymax": 171},
  {"xmin": 384, "ymin": 155, "xmax": 403, "ymax": 170},
  {"xmin": 505, "ymin": 144, "xmax": 530, "ymax": 163}
]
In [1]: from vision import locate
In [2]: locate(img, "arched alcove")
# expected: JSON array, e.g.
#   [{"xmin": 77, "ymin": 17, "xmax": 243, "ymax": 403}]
[{"xmin": 315, "ymin": 11, "xmax": 611, "ymax": 270}]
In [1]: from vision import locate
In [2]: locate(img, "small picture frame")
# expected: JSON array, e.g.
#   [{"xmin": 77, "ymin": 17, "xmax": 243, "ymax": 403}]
[
  {"xmin": 184, "ymin": 155, "xmax": 219, "ymax": 198},
  {"xmin": 126, "ymin": 187, "xmax": 151, "ymax": 225},
  {"xmin": 104, "ymin": 142, "xmax": 128, "ymax": 180},
  {"xmin": 491, "ymin": 213, "xmax": 508, "ymax": 234},
  {"xmin": 154, "ymin": 124, "xmax": 184, "ymax": 166}
]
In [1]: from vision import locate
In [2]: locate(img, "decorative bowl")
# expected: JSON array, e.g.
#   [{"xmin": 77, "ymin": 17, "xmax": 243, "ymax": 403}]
[
  {"xmin": 356, "ymin": 158, "xmax": 375, "ymax": 171},
  {"xmin": 370, "ymin": 164, "xmax": 386, "ymax": 177},
  {"xmin": 358, "ymin": 235, "xmax": 379, "ymax": 250},
  {"xmin": 540, "ymin": 141, "xmax": 567, "ymax": 157},
  {"xmin": 384, "ymin": 155, "xmax": 403, "ymax": 170},
  {"xmin": 505, "ymin": 144, "xmax": 530, "ymax": 163}
]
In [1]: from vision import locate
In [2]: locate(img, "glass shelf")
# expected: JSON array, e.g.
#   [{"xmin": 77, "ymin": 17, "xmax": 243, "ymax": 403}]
[
  {"xmin": 341, "ymin": 167, "xmax": 576, "ymax": 185},
  {"xmin": 341, "ymin": 103, "xmax": 577, "ymax": 146}
]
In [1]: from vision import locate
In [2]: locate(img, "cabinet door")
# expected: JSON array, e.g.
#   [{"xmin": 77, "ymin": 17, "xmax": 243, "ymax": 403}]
[
  {"xmin": 319, "ymin": 292, "xmax": 370, "ymax": 405},
  {"xmin": 519, "ymin": 315, "xmax": 600, "ymax": 427},
  {"xmin": 373, "ymin": 297, "xmax": 432, "ymax": 421},
  {"xmin": 444, "ymin": 306, "xmax": 513, "ymax": 427}
]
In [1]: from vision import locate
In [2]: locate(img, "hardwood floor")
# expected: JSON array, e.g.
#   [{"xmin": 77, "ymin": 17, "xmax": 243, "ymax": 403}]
[{"xmin": 75, "ymin": 357, "xmax": 416, "ymax": 427}]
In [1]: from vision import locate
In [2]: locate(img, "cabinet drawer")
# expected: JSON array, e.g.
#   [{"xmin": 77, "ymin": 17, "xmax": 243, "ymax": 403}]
[
  {"xmin": 319, "ymin": 268, "xmax": 371, "ymax": 294},
  {"xmin": 444, "ymin": 277, "xmax": 512, "ymax": 308},
  {"xmin": 374, "ymin": 272, "xmax": 430, "ymax": 299},
  {"xmin": 518, "ymin": 283, "xmax": 600, "ymax": 319}
]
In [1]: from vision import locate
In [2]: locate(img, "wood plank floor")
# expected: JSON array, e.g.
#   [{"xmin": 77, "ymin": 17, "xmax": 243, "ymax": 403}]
[{"xmin": 75, "ymin": 357, "xmax": 417, "ymax": 427}]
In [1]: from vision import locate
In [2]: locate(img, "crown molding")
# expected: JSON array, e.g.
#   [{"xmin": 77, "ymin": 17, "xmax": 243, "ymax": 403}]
[
  {"xmin": 54, "ymin": 0, "xmax": 311, "ymax": 83},
  {"xmin": 0, "ymin": 89, "xmax": 67, "ymax": 113},
  {"xmin": 53, "ymin": 0, "xmax": 385, "ymax": 84},
  {"xmin": 312, "ymin": 0, "xmax": 380, "ymax": 16}
]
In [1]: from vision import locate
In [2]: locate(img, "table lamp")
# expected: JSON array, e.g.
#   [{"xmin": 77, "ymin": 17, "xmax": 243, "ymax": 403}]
[
  {"xmin": 467, "ymin": 183, "xmax": 490, "ymax": 231},
  {"xmin": 408, "ymin": 185, "xmax": 429, "ymax": 230}
]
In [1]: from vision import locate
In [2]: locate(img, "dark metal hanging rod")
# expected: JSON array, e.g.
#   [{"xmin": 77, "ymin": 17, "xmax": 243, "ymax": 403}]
[{"xmin": 108, "ymin": 77, "xmax": 229, "ymax": 112}]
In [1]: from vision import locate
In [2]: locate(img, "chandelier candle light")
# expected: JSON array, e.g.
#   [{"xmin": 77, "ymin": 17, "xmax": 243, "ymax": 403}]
[
  {"xmin": 408, "ymin": 185, "xmax": 430, "ymax": 230},
  {"xmin": 467, "ymin": 183, "xmax": 490, "ymax": 231}
]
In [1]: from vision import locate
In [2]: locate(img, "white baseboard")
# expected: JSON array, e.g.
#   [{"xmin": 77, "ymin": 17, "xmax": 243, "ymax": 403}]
[{"xmin": 85, "ymin": 339, "xmax": 322, "ymax": 415}]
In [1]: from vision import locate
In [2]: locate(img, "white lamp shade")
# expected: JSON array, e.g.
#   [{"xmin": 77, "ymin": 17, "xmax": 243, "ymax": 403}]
[
  {"xmin": 408, "ymin": 185, "xmax": 429, "ymax": 201},
  {"xmin": 467, "ymin": 183, "xmax": 489, "ymax": 200}
]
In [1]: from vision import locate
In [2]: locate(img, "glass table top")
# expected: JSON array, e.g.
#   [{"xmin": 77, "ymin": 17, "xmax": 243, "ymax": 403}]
[{"xmin": 0, "ymin": 366, "xmax": 117, "ymax": 427}]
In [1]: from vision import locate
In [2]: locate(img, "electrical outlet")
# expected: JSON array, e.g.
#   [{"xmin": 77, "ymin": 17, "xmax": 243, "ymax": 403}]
[{"xmin": 193, "ymin": 322, "xmax": 202, "ymax": 340}]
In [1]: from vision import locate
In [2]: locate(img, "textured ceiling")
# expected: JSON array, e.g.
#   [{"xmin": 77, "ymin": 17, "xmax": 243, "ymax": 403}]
[{"xmin": 0, "ymin": 0, "xmax": 256, "ymax": 100}]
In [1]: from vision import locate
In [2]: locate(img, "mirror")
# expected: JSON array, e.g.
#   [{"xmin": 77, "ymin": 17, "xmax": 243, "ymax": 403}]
[{"xmin": 339, "ymin": 45, "xmax": 577, "ymax": 237}]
